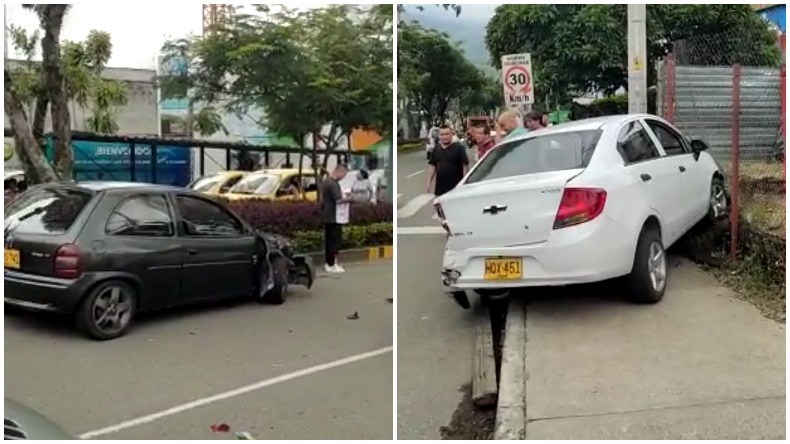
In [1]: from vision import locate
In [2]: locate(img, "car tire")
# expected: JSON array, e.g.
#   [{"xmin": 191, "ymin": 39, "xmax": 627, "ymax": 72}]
[
  {"xmin": 75, "ymin": 280, "xmax": 137, "ymax": 341},
  {"xmin": 263, "ymin": 272, "xmax": 288, "ymax": 305},
  {"xmin": 474, "ymin": 289, "xmax": 510, "ymax": 304},
  {"xmin": 705, "ymin": 176, "xmax": 728, "ymax": 224},
  {"xmin": 625, "ymin": 226, "xmax": 667, "ymax": 304}
]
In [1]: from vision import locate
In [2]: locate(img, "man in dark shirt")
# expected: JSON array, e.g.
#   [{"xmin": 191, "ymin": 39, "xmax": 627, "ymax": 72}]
[
  {"xmin": 426, "ymin": 125, "xmax": 469, "ymax": 196},
  {"xmin": 320, "ymin": 163, "xmax": 350, "ymax": 273}
]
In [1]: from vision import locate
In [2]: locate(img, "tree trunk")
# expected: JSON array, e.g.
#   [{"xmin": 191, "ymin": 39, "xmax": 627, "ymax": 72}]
[
  {"xmin": 39, "ymin": 5, "xmax": 72, "ymax": 179},
  {"xmin": 4, "ymin": 72, "xmax": 59, "ymax": 184},
  {"xmin": 32, "ymin": 95, "xmax": 49, "ymax": 140}
]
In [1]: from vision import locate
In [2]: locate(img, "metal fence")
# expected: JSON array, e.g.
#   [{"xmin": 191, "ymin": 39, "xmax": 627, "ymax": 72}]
[{"xmin": 658, "ymin": 30, "xmax": 785, "ymax": 257}]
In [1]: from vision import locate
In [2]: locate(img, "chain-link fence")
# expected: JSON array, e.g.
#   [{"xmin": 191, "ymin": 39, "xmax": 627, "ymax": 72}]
[{"xmin": 658, "ymin": 29, "xmax": 785, "ymax": 256}]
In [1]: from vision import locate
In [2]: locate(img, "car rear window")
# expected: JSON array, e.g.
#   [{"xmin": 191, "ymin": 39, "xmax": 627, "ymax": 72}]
[
  {"xmin": 229, "ymin": 174, "xmax": 278, "ymax": 195},
  {"xmin": 5, "ymin": 187, "xmax": 94, "ymax": 235},
  {"xmin": 466, "ymin": 130, "xmax": 602, "ymax": 184}
]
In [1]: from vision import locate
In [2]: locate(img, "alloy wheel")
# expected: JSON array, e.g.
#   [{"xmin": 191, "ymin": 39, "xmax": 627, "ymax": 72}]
[
  {"xmin": 92, "ymin": 286, "xmax": 133, "ymax": 336},
  {"xmin": 647, "ymin": 241, "xmax": 667, "ymax": 293}
]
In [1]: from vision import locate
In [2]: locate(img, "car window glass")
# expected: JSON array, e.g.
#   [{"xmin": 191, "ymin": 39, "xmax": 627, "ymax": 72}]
[
  {"xmin": 617, "ymin": 121, "xmax": 660, "ymax": 164},
  {"xmin": 106, "ymin": 195, "xmax": 174, "ymax": 237},
  {"xmin": 646, "ymin": 121, "xmax": 687, "ymax": 156},
  {"xmin": 466, "ymin": 130, "xmax": 602, "ymax": 184},
  {"xmin": 229, "ymin": 173, "xmax": 278, "ymax": 195},
  {"xmin": 189, "ymin": 175, "xmax": 223, "ymax": 192},
  {"xmin": 5, "ymin": 187, "xmax": 93, "ymax": 235},
  {"xmin": 219, "ymin": 175, "xmax": 243, "ymax": 193},
  {"xmin": 176, "ymin": 195, "xmax": 243, "ymax": 237}
]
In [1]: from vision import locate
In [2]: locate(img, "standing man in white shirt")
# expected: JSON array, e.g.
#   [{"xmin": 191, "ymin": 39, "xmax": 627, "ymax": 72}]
[{"xmin": 320, "ymin": 163, "xmax": 351, "ymax": 274}]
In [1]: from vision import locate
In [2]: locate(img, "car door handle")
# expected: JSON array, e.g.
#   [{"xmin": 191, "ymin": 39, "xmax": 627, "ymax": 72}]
[
  {"xmin": 678, "ymin": 166, "xmax": 687, "ymax": 172},
  {"xmin": 640, "ymin": 173, "xmax": 652, "ymax": 182},
  {"xmin": 185, "ymin": 248, "xmax": 199, "ymax": 255}
]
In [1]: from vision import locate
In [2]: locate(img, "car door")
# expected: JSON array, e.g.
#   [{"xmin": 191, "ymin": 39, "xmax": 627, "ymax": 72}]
[
  {"xmin": 172, "ymin": 193, "xmax": 259, "ymax": 302},
  {"xmin": 100, "ymin": 192, "xmax": 184, "ymax": 310},
  {"xmin": 616, "ymin": 120, "xmax": 684, "ymax": 243},
  {"xmin": 643, "ymin": 118, "xmax": 708, "ymax": 229}
]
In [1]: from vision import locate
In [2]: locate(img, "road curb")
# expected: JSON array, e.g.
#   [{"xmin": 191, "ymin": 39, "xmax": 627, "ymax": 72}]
[
  {"xmin": 494, "ymin": 297, "xmax": 527, "ymax": 440},
  {"xmin": 305, "ymin": 245, "xmax": 393, "ymax": 265}
]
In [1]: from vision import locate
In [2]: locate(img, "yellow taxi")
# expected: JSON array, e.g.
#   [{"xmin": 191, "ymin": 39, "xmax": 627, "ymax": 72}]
[
  {"xmin": 223, "ymin": 169, "xmax": 320, "ymax": 201},
  {"xmin": 187, "ymin": 171, "xmax": 249, "ymax": 197}
]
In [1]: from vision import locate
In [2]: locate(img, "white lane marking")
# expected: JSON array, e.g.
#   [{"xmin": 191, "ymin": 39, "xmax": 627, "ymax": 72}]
[
  {"xmin": 398, "ymin": 226, "xmax": 447, "ymax": 235},
  {"xmin": 406, "ymin": 170, "xmax": 424, "ymax": 179},
  {"xmin": 397, "ymin": 193, "xmax": 435, "ymax": 219},
  {"xmin": 77, "ymin": 346, "xmax": 393, "ymax": 439}
]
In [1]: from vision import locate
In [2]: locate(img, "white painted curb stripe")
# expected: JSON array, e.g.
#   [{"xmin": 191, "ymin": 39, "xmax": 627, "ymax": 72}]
[{"xmin": 78, "ymin": 346, "xmax": 393, "ymax": 439}]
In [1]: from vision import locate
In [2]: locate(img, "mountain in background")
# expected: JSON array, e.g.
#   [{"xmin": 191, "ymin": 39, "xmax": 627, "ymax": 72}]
[{"xmin": 399, "ymin": 4, "xmax": 498, "ymax": 77}]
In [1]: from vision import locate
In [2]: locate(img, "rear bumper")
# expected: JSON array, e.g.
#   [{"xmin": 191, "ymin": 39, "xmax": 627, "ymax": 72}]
[
  {"xmin": 4, "ymin": 270, "xmax": 92, "ymax": 313},
  {"xmin": 441, "ymin": 217, "xmax": 635, "ymax": 292}
]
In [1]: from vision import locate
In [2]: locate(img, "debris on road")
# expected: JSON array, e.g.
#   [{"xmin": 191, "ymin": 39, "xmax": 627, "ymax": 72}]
[{"xmin": 346, "ymin": 311, "xmax": 360, "ymax": 320}]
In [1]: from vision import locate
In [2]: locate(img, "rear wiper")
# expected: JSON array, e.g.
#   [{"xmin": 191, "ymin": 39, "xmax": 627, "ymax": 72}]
[{"xmin": 5, "ymin": 206, "xmax": 46, "ymax": 233}]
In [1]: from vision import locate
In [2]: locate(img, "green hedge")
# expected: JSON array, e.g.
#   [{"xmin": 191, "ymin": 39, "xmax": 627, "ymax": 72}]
[
  {"xmin": 398, "ymin": 142, "xmax": 424, "ymax": 153},
  {"xmin": 292, "ymin": 222, "xmax": 393, "ymax": 253}
]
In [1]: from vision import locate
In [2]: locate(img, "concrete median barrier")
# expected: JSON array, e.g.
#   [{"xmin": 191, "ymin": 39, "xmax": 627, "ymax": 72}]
[{"xmin": 305, "ymin": 245, "xmax": 393, "ymax": 266}]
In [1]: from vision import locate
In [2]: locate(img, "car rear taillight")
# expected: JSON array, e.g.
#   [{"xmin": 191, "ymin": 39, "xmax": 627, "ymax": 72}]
[
  {"xmin": 434, "ymin": 203, "xmax": 451, "ymax": 234},
  {"xmin": 553, "ymin": 188, "xmax": 607, "ymax": 229},
  {"xmin": 54, "ymin": 244, "xmax": 82, "ymax": 279}
]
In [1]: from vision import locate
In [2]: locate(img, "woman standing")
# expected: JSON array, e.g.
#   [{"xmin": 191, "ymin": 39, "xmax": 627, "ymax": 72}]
[{"xmin": 350, "ymin": 169, "xmax": 375, "ymax": 204}]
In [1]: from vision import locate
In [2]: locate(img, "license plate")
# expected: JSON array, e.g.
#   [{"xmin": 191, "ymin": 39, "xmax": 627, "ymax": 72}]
[
  {"xmin": 4, "ymin": 248, "xmax": 20, "ymax": 269},
  {"xmin": 484, "ymin": 257, "xmax": 522, "ymax": 280}
]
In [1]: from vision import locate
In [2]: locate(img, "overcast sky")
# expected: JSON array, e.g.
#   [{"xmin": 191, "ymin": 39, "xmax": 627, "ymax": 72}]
[{"xmin": 4, "ymin": 4, "xmax": 335, "ymax": 71}]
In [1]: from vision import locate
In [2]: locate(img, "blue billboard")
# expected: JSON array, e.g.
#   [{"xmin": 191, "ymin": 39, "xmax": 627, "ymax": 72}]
[{"xmin": 46, "ymin": 139, "xmax": 192, "ymax": 186}]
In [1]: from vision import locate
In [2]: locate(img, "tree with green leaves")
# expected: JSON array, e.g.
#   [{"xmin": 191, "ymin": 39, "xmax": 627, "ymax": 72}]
[
  {"xmin": 457, "ymin": 76, "xmax": 502, "ymax": 123},
  {"xmin": 159, "ymin": 4, "xmax": 392, "ymax": 178},
  {"xmin": 4, "ymin": 5, "xmax": 128, "ymax": 183},
  {"xmin": 485, "ymin": 4, "xmax": 781, "ymax": 104},
  {"xmin": 398, "ymin": 22, "xmax": 484, "ymax": 126}
]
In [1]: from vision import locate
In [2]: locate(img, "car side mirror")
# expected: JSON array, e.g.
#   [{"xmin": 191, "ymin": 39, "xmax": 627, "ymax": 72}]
[{"xmin": 690, "ymin": 139, "xmax": 708, "ymax": 161}]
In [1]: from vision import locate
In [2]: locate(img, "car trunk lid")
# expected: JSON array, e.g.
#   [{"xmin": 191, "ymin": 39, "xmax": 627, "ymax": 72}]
[
  {"xmin": 439, "ymin": 169, "xmax": 583, "ymax": 250},
  {"xmin": 4, "ymin": 187, "xmax": 93, "ymax": 277}
]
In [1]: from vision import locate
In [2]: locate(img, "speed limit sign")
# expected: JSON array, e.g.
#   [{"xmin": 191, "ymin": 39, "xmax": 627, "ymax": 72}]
[{"xmin": 501, "ymin": 53, "xmax": 533, "ymax": 107}]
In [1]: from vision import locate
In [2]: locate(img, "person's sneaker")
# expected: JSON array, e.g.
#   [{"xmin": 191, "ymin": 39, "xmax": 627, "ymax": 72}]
[{"xmin": 324, "ymin": 264, "xmax": 345, "ymax": 274}]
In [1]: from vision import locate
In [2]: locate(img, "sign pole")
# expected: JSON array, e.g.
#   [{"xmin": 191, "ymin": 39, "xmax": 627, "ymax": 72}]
[{"xmin": 627, "ymin": 4, "xmax": 648, "ymax": 114}]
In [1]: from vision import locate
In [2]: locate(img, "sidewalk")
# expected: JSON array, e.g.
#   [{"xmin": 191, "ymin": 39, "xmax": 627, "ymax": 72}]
[{"xmin": 501, "ymin": 257, "xmax": 785, "ymax": 439}]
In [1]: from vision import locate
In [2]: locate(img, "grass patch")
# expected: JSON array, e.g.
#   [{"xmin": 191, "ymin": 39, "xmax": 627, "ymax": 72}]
[
  {"xmin": 719, "ymin": 160, "xmax": 784, "ymax": 180},
  {"xmin": 705, "ymin": 258, "xmax": 786, "ymax": 323},
  {"xmin": 741, "ymin": 193, "xmax": 785, "ymax": 238}
]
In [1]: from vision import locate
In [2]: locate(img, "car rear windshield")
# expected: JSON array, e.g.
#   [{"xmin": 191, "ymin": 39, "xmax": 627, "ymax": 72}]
[
  {"xmin": 5, "ymin": 187, "xmax": 94, "ymax": 235},
  {"xmin": 466, "ymin": 129, "xmax": 602, "ymax": 184}
]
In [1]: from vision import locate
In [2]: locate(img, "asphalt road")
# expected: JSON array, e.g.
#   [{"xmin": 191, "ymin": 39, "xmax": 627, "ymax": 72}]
[
  {"xmin": 396, "ymin": 148, "xmax": 786, "ymax": 439},
  {"xmin": 397, "ymin": 149, "xmax": 476, "ymax": 439},
  {"xmin": 5, "ymin": 261, "xmax": 393, "ymax": 440}
]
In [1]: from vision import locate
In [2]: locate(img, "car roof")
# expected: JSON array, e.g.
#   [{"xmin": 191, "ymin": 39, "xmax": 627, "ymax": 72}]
[
  {"xmin": 506, "ymin": 113, "xmax": 658, "ymax": 142},
  {"xmin": 65, "ymin": 181, "xmax": 185, "ymax": 193},
  {"xmin": 4, "ymin": 169, "xmax": 24, "ymax": 180}
]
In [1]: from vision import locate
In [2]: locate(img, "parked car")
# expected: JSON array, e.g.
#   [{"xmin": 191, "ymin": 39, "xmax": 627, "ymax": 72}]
[
  {"xmin": 4, "ymin": 397, "xmax": 75, "ymax": 440},
  {"xmin": 4, "ymin": 182, "xmax": 314, "ymax": 340},
  {"xmin": 436, "ymin": 114, "xmax": 727, "ymax": 309},
  {"xmin": 186, "ymin": 170, "xmax": 249, "ymax": 197},
  {"xmin": 223, "ymin": 169, "xmax": 319, "ymax": 201}
]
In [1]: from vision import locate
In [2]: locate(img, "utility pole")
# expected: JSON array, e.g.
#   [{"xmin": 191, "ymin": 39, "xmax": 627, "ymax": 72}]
[{"xmin": 627, "ymin": 4, "xmax": 648, "ymax": 114}]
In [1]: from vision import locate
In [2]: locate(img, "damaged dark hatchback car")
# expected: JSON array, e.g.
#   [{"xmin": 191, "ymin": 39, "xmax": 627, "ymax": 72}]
[{"xmin": 4, "ymin": 182, "xmax": 314, "ymax": 340}]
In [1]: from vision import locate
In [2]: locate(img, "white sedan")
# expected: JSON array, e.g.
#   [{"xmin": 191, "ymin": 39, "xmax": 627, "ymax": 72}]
[{"xmin": 435, "ymin": 114, "xmax": 727, "ymax": 309}]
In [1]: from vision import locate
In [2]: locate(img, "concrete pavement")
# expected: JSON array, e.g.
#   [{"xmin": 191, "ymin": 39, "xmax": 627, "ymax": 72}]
[
  {"xmin": 5, "ymin": 261, "xmax": 393, "ymax": 440},
  {"xmin": 520, "ymin": 261, "xmax": 786, "ymax": 439},
  {"xmin": 396, "ymin": 149, "xmax": 786, "ymax": 440}
]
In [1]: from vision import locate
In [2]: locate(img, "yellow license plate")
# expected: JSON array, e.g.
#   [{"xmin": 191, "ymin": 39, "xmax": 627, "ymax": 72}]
[
  {"xmin": 4, "ymin": 249, "xmax": 20, "ymax": 269},
  {"xmin": 484, "ymin": 257, "xmax": 522, "ymax": 280}
]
